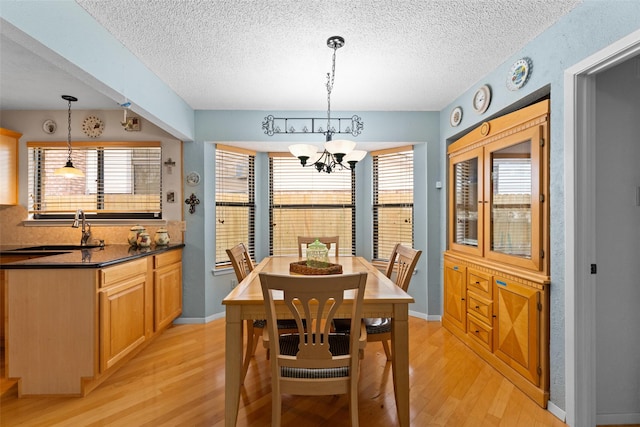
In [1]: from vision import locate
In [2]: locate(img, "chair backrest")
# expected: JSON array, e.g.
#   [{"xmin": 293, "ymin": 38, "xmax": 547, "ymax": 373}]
[
  {"xmin": 259, "ymin": 271, "xmax": 367, "ymax": 370},
  {"xmin": 384, "ymin": 243, "xmax": 422, "ymax": 292},
  {"xmin": 226, "ymin": 243, "xmax": 254, "ymax": 282},
  {"xmin": 297, "ymin": 236, "xmax": 340, "ymax": 257}
]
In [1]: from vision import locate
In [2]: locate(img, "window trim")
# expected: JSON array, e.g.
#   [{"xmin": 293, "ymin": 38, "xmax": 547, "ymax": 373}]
[
  {"xmin": 372, "ymin": 145, "xmax": 415, "ymax": 261},
  {"xmin": 27, "ymin": 140, "xmax": 162, "ymax": 221}
]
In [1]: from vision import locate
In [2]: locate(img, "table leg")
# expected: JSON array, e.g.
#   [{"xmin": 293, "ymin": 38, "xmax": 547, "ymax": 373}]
[
  {"xmin": 391, "ymin": 303, "xmax": 410, "ymax": 427},
  {"xmin": 225, "ymin": 306, "xmax": 243, "ymax": 427}
]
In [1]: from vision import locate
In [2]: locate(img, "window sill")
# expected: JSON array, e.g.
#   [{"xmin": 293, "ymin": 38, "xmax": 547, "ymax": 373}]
[{"xmin": 22, "ymin": 219, "xmax": 168, "ymax": 227}]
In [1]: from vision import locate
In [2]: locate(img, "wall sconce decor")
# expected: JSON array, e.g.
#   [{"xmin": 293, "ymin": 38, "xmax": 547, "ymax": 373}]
[{"xmin": 185, "ymin": 193, "xmax": 200, "ymax": 214}]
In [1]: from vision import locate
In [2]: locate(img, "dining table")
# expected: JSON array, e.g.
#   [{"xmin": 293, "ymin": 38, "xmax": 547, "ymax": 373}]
[{"xmin": 222, "ymin": 255, "xmax": 414, "ymax": 426}]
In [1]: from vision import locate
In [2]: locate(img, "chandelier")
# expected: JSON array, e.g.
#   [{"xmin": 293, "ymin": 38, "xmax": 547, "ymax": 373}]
[
  {"xmin": 54, "ymin": 95, "xmax": 85, "ymax": 178},
  {"xmin": 285, "ymin": 36, "xmax": 366, "ymax": 174}
]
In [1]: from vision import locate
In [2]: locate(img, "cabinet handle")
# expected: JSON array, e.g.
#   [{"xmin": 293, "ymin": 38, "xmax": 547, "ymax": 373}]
[
  {"xmin": 475, "ymin": 305, "xmax": 480, "ymax": 309},
  {"xmin": 461, "ymin": 298, "xmax": 465, "ymax": 301},
  {"xmin": 492, "ymin": 315, "xmax": 497, "ymax": 318},
  {"xmin": 475, "ymin": 281, "xmax": 480, "ymax": 285},
  {"xmin": 475, "ymin": 330, "xmax": 480, "ymax": 333}
]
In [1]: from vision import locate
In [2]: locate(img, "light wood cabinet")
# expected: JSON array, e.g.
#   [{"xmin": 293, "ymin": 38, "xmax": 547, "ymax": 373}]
[
  {"xmin": 442, "ymin": 259, "xmax": 466, "ymax": 332},
  {"xmin": 443, "ymin": 100, "xmax": 550, "ymax": 408},
  {"xmin": 99, "ymin": 258, "xmax": 148, "ymax": 372},
  {"xmin": 5, "ymin": 248, "xmax": 183, "ymax": 396},
  {"xmin": 0, "ymin": 128, "xmax": 21, "ymax": 205},
  {"xmin": 153, "ymin": 250, "xmax": 183, "ymax": 331}
]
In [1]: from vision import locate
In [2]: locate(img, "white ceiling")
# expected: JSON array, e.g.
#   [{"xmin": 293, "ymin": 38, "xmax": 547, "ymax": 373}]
[{"xmin": 1, "ymin": 0, "xmax": 581, "ymax": 113}]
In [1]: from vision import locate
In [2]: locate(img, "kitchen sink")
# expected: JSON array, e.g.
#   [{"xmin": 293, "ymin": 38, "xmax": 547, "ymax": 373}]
[{"xmin": 11, "ymin": 244, "xmax": 104, "ymax": 251}]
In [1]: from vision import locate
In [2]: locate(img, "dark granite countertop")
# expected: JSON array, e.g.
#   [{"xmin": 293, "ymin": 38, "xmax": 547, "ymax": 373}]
[{"xmin": 0, "ymin": 243, "xmax": 185, "ymax": 269}]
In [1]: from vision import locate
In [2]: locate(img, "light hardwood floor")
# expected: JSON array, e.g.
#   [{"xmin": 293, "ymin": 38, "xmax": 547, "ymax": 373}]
[{"xmin": 1, "ymin": 317, "xmax": 569, "ymax": 426}]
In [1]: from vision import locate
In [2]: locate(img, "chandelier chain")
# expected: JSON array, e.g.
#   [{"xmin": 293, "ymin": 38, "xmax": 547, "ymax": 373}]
[
  {"xmin": 326, "ymin": 43, "xmax": 338, "ymax": 136},
  {"xmin": 66, "ymin": 97, "xmax": 73, "ymax": 161}
]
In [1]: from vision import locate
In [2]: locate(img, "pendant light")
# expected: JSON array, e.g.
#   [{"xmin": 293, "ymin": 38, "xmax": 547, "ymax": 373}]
[
  {"xmin": 288, "ymin": 36, "xmax": 366, "ymax": 174},
  {"xmin": 54, "ymin": 95, "xmax": 85, "ymax": 178}
]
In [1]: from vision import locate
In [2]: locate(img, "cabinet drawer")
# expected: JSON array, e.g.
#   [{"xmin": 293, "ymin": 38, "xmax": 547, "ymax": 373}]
[
  {"xmin": 154, "ymin": 250, "xmax": 182, "ymax": 269},
  {"xmin": 467, "ymin": 291, "xmax": 493, "ymax": 326},
  {"xmin": 468, "ymin": 269, "xmax": 492, "ymax": 298},
  {"xmin": 468, "ymin": 314, "xmax": 493, "ymax": 351},
  {"xmin": 100, "ymin": 258, "xmax": 147, "ymax": 288}
]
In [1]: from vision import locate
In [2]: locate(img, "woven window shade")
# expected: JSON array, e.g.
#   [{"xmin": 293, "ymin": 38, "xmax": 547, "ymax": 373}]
[
  {"xmin": 372, "ymin": 146, "xmax": 414, "ymax": 260},
  {"xmin": 28, "ymin": 142, "xmax": 161, "ymax": 218},
  {"xmin": 269, "ymin": 153, "xmax": 355, "ymax": 256},
  {"xmin": 215, "ymin": 145, "xmax": 256, "ymax": 266}
]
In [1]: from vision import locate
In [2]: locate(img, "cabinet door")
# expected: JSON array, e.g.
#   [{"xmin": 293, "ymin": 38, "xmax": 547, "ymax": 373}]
[
  {"xmin": 449, "ymin": 147, "xmax": 484, "ymax": 257},
  {"xmin": 493, "ymin": 276, "xmax": 540, "ymax": 385},
  {"xmin": 0, "ymin": 128, "xmax": 20, "ymax": 205},
  {"xmin": 443, "ymin": 259, "xmax": 466, "ymax": 332},
  {"xmin": 484, "ymin": 125, "xmax": 543, "ymax": 271},
  {"xmin": 100, "ymin": 275, "xmax": 146, "ymax": 372},
  {"xmin": 154, "ymin": 262, "xmax": 182, "ymax": 331}
]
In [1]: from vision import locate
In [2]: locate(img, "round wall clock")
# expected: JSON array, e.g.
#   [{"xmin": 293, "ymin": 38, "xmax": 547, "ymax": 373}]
[
  {"xmin": 186, "ymin": 171, "xmax": 201, "ymax": 186},
  {"xmin": 450, "ymin": 106, "xmax": 463, "ymax": 127},
  {"xmin": 507, "ymin": 57, "xmax": 532, "ymax": 91},
  {"xmin": 82, "ymin": 115, "xmax": 104, "ymax": 138},
  {"xmin": 472, "ymin": 84, "xmax": 491, "ymax": 114}
]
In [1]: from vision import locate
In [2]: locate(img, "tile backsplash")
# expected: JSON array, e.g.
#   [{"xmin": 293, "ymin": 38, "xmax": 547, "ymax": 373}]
[{"xmin": 0, "ymin": 205, "xmax": 183, "ymax": 246}]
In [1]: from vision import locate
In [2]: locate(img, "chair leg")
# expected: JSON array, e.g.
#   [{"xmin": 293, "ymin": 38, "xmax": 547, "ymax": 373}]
[
  {"xmin": 241, "ymin": 320, "xmax": 255, "ymax": 383},
  {"xmin": 349, "ymin": 377, "xmax": 359, "ymax": 426},
  {"xmin": 382, "ymin": 340, "xmax": 392, "ymax": 361},
  {"xmin": 272, "ymin": 390, "xmax": 282, "ymax": 426}
]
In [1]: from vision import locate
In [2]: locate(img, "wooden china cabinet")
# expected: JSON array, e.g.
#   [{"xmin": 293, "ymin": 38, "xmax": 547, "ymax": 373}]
[{"xmin": 443, "ymin": 99, "xmax": 551, "ymax": 407}]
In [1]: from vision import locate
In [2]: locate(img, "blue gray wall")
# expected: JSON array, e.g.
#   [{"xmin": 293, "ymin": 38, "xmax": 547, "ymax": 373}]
[{"xmin": 2, "ymin": 0, "xmax": 640, "ymax": 414}]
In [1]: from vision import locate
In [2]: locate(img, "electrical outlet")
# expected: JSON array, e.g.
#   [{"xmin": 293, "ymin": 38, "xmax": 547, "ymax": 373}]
[
  {"xmin": 231, "ymin": 280, "xmax": 237, "ymax": 289},
  {"xmin": 179, "ymin": 221, "xmax": 187, "ymax": 232}
]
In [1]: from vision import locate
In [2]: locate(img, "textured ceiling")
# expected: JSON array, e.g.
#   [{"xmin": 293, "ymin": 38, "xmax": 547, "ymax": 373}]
[{"xmin": 1, "ymin": 0, "xmax": 581, "ymax": 112}]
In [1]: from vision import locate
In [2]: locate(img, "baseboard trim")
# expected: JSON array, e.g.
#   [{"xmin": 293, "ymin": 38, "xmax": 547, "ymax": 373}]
[
  {"xmin": 547, "ymin": 400, "xmax": 566, "ymax": 422},
  {"xmin": 173, "ymin": 312, "xmax": 225, "ymax": 324},
  {"xmin": 597, "ymin": 412, "xmax": 640, "ymax": 425}
]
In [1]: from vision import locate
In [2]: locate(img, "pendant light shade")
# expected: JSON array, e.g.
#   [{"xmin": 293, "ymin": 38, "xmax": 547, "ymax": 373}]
[{"xmin": 54, "ymin": 95, "xmax": 84, "ymax": 178}]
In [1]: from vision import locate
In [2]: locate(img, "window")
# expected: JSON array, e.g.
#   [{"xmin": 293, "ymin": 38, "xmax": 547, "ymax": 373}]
[
  {"xmin": 215, "ymin": 145, "xmax": 255, "ymax": 267},
  {"xmin": 269, "ymin": 153, "xmax": 355, "ymax": 256},
  {"xmin": 372, "ymin": 146, "xmax": 414, "ymax": 261},
  {"xmin": 27, "ymin": 141, "xmax": 162, "ymax": 219}
]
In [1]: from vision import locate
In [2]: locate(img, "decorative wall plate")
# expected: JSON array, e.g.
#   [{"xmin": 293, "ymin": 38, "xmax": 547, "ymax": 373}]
[
  {"xmin": 186, "ymin": 171, "xmax": 201, "ymax": 186},
  {"xmin": 42, "ymin": 119, "xmax": 57, "ymax": 134},
  {"xmin": 472, "ymin": 84, "xmax": 491, "ymax": 114},
  {"xmin": 507, "ymin": 57, "xmax": 532, "ymax": 91},
  {"xmin": 450, "ymin": 106, "xmax": 463, "ymax": 127}
]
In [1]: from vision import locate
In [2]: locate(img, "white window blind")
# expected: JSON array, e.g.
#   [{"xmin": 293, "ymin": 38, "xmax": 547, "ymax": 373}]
[
  {"xmin": 27, "ymin": 141, "xmax": 161, "ymax": 219},
  {"xmin": 215, "ymin": 145, "xmax": 256, "ymax": 266},
  {"xmin": 454, "ymin": 157, "xmax": 479, "ymax": 247},
  {"xmin": 269, "ymin": 153, "xmax": 355, "ymax": 256},
  {"xmin": 372, "ymin": 146, "xmax": 414, "ymax": 260}
]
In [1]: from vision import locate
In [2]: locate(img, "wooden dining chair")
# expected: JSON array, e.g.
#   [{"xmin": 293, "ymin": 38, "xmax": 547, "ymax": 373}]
[
  {"xmin": 333, "ymin": 243, "xmax": 421, "ymax": 360},
  {"xmin": 297, "ymin": 236, "xmax": 340, "ymax": 257},
  {"xmin": 259, "ymin": 271, "xmax": 368, "ymax": 427},
  {"xmin": 226, "ymin": 243, "xmax": 299, "ymax": 383},
  {"xmin": 226, "ymin": 243, "xmax": 262, "ymax": 382},
  {"xmin": 366, "ymin": 244, "xmax": 421, "ymax": 360}
]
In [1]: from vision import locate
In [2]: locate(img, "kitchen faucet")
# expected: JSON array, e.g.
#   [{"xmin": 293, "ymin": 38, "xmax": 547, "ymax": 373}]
[{"xmin": 72, "ymin": 209, "xmax": 92, "ymax": 246}]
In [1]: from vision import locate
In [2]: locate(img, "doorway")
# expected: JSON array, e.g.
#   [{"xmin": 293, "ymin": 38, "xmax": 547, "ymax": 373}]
[{"xmin": 565, "ymin": 29, "xmax": 640, "ymax": 427}]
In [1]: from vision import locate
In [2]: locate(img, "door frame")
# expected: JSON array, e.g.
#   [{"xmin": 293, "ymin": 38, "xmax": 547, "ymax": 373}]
[{"xmin": 563, "ymin": 28, "xmax": 640, "ymax": 427}]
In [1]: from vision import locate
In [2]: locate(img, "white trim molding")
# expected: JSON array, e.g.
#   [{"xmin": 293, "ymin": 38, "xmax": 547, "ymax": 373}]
[{"xmin": 564, "ymin": 28, "xmax": 640, "ymax": 427}]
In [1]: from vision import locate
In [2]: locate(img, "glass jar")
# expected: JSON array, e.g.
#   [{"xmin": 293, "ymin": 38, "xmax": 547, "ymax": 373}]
[
  {"xmin": 306, "ymin": 239, "xmax": 329, "ymax": 268},
  {"xmin": 128, "ymin": 225, "xmax": 146, "ymax": 246},
  {"xmin": 154, "ymin": 228, "xmax": 170, "ymax": 246}
]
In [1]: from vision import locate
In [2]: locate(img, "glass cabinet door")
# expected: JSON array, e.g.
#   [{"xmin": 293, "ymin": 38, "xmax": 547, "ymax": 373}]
[
  {"xmin": 484, "ymin": 126, "xmax": 542, "ymax": 270},
  {"xmin": 449, "ymin": 147, "xmax": 483, "ymax": 256}
]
